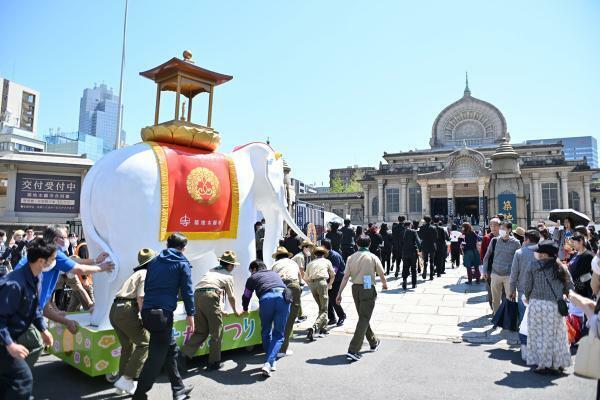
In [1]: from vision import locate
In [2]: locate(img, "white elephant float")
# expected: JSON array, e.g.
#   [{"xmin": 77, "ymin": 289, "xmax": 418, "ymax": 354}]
[{"xmin": 81, "ymin": 141, "xmax": 306, "ymax": 328}]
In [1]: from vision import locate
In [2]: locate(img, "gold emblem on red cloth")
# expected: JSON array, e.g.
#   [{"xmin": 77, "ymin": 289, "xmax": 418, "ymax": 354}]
[{"xmin": 186, "ymin": 167, "xmax": 220, "ymax": 205}]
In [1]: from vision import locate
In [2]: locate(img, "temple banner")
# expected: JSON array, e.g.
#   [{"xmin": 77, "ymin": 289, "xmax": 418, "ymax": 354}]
[{"xmin": 497, "ymin": 193, "xmax": 517, "ymax": 222}]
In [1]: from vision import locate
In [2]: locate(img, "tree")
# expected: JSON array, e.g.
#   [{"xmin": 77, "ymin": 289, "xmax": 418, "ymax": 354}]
[{"xmin": 330, "ymin": 176, "xmax": 346, "ymax": 193}]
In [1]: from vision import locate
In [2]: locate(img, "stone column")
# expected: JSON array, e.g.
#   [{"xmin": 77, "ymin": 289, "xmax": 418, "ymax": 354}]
[
  {"xmin": 560, "ymin": 171, "xmax": 569, "ymax": 209},
  {"xmin": 478, "ymin": 181, "xmax": 486, "ymax": 226},
  {"xmin": 377, "ymin": 180, "xmax": 384, "ymax": 222},
  {"xmin": 344, "ymin": 202, "xmax": 349, "ymax": 219},
  {"xmin": 399, "ymin": 178, "xmax": 408, "ymax": 216},
  {"xmin": 583, "ymin": 176, "xmax": 592, "ymax": 217},
  {"xmin": 419, "ymin": 181, "xmax": 429, "ymax": 217},
  {"xmin": 446, "ymin": 181, "xmax": 454, "ymax": 218},
  {"xmin": 531, "ymin": 173, "xmax": 541, "ymax": 218},
  {"xmin": 363, "ymin": 186, "xmax": 370, "ymax": 224}
]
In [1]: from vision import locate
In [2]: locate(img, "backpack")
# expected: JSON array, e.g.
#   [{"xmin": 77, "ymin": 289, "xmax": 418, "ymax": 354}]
[{"xmin": 486, "ymin": 236, "xmax": 498, "ymax": 274}]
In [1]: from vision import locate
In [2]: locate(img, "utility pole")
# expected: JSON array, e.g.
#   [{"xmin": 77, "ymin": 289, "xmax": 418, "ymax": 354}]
[{"xmin": 114, "ymin": 0, "xmax": 128, "ymax": 150}]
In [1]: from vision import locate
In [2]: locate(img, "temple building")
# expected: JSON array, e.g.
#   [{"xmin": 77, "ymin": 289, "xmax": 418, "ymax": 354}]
[{"xmin": 298, "ymin": 79, "xmax": 599, "ymax": 226}]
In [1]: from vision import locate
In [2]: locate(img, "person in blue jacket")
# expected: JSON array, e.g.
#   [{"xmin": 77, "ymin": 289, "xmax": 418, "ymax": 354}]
[
  {"xmin": 133, "ymin": 233, "xmax": 194, "ymax": 400},
  {"xmin": 0, "ymin": 239, "xmax": 56, "ymax": 399}
]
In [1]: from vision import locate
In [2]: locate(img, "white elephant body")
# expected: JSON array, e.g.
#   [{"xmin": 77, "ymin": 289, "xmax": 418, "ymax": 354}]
[{"xmin": 81, "ymin": 141, "xmax": 304, "ymax": 328}]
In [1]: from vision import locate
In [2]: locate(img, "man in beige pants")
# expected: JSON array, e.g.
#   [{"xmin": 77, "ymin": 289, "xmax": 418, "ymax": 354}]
[{"xmin": 303, "ymin": 246, "xmax": 334, "ymax": 341}]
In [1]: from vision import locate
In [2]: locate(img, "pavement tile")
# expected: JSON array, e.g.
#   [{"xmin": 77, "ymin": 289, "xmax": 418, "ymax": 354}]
[{"xmin": 407, "ymin": 314, "xmax": 459, "ymax": 326}]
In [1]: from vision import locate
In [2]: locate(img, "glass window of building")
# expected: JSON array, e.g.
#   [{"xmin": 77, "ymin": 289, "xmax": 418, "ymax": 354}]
[
  {"xmin": 371, "ymin": 196, "xmax": 379, "ymax": 216},
  {"xmin": 409, "ymin": 187, "xmax": 422, "ymax": 213},
  {"xmin": 350, "ymin": 208, "xmax": 362, "ymax": 222},
  {"xmin": 332, "ymin": 208, "xmax": 344, "ymax": 218},
  {"xmin": 568, "ymin": 191, "xmax": 581, "ymax": 211},
  {"xmin": 541, "ymin": 183, "xmax": 559, "ymax": 210},
  {"xmin": 386, "ymin": 188, "xmax": 399, "ymax": 213}
]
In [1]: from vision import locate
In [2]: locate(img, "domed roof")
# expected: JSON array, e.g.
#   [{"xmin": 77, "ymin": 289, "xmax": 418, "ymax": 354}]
[{"xmin": 430, "ymin": 78, "xmax": 508, "ymax": 149}]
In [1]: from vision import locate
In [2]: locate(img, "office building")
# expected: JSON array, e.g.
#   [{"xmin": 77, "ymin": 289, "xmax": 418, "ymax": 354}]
[
  {"xmin": 78, "ymin": 84, "xmax": 125, "ymax": 152},
  {"xmin": 526, "ymin": 136, "xmax": 598, "ymax": 168},
  {"xmin": 45, "ymin": 130, "xmax": 105, "ymax": 162}
]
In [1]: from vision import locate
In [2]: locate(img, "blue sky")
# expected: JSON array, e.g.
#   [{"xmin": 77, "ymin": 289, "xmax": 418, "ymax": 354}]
[{"xmin": 1, "ymin": 1, "xmax": 599, "ymax": 185}]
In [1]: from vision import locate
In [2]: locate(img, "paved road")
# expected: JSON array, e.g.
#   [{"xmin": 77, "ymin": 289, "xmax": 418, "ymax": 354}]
[{"xmin": 32, "ymin": 335, "xmax": 596, "ymax": 400}]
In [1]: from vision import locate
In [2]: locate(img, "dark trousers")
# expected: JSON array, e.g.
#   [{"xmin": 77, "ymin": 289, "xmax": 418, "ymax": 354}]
[
  {"xmin": 328, "ymin": 275, "xmax": 346, "ymax": 321},
  {"xmin": 434, "ymin": 246, "xmax": 446, "ymax": 276},
  {"xmin": 450, "ymin": 245, "xmax": 461, "ymax": 267},
  {"xmin": 393, "ymin": 253, "xmax": 402, "ymax": 277},
  {"xmin": 133, "ymin": 309, "xmax": 184, "ymax": 400},
  {"xmin": 0, "ymin": 347, "xmax": 33, "ymax": 400},
  {"xmin": 402, "ymin": 256, "xmax": 417, "ymax": 287},
  {"xmin": 381, "ymin": 252, "xmax": 392, "ymax": 274},
  {"xmin": 341, "ymin": 246, "xmax": 355, "ymax": 263},
  {"xmin": 421, "ymin": 248, "xmax": 436, "ymax": 278}
]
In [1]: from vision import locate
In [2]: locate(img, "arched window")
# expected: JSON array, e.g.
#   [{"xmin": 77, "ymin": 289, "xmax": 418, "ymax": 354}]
[
  {"xmin": 372, "ymin": 196, "xmax": 379, "ymax": 216},
  {"xmin": 568, "ymin": 191, "xmax": 581, "ymax": 211}
]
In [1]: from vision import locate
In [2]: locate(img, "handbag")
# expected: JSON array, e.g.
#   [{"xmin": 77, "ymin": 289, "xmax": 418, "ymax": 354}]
[
  {"xmin": 492, "ymin": 298, "xmax": 519, "ymax": 331},
  {"xmin": 574, "ymin": 333, "xmax": 600, "ymax": 379},
  {"xmin": 544, "ymin": 275, "xmax": 569, "ymax": 317},
  {"xmin": 519, "ymin": 305, "xmax": 529, "ymax": 336}
]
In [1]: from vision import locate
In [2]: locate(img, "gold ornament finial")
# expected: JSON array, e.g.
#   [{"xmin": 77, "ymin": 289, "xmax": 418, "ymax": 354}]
[{"xmin": 183, "ymin": 50, "xmax": 193, "ymax": 62}]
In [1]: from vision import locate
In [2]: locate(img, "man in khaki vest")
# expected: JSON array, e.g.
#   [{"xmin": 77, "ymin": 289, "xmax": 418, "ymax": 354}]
[
  {"xmin": 110, "ymin": 248, "xmax": 154, "ymax": 395},
  {"xmin": 292, "ymin": 240, "xmax": 314, "ymax": 322},
  {"xmin": 337, "ymin": 234, "xmax": 388, "ymax": 362},
  {"xmin": 180, "ymin": 251, "xmax": 242, "ymax": 370},
  {"xmin": 271, "ymin": 246, "xmax": 302, "ymax": 356},
  {"xmin": 304, "ymin": 246, "xmax": 335, "ymax": 341}
]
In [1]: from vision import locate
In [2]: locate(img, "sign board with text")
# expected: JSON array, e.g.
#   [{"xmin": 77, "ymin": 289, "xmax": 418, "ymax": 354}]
[
  {"xmin": 15, "ymin": 173, "xmax": 81, "ymax": 213},
  {"xmin": 497, "ymin": 192, "xmax": 517, "ymax": 223}
]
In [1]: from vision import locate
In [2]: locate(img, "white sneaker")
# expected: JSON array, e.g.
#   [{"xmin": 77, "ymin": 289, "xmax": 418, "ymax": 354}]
[
  {"xmin": 114, "ymin": 376, "xmax": 135, "ymax": 395},
  {"xmin": 270, "ymin": 361, "xmax": 277, "ymax": 371},
  {"xmin": 277, "ymin": 349, "xmax": 294, "ymax": 358},
  {"xmin": 129, "ymin": 380, "xmax": 137, "ymax": 395},
  {"xmin": 261, "ymin": 362, "xmax": 271, "ymax": 377}
]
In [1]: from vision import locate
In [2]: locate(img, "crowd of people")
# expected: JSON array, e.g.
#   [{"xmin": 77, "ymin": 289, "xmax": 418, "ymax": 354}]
[{"xmin": 0, "ymin": 215, "xmax": 599, "ymax": 399}]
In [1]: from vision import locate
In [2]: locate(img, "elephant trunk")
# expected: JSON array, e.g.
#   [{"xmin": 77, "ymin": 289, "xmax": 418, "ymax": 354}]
[{"xmin": 261, "ymin": 201, "xmax": 306, "ymax": 268}]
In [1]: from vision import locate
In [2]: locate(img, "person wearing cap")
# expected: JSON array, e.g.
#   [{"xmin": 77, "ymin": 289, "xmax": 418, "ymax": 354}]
[
  {"xmin": 292, "ymin": 240, "xmax": 314, "ymax": 322},
  {"xmin": 303, "ymin": 246, "xmax": 335, "ymax": 341},
  {"xmin": 336, "ymin": 234, "xmax": 388, "ymax": 362},
  {"xmin": 271, "ymin": 246, "xmax": 302, "ymax": 357},
  {"xmin": 523, "ymin": 240, "xmax": 574, "ymax": 374},
  {"xmin": 242, "ymin": 260, "xmax": 289, "ymax": 378},
  {"xmin": 513, "ymin": 226, "xmax": 526, "ymax": 245},
  {"xmin": 110, "ymin": 248, "xmax": 155, "ymax": 395},
  {"xmin": 508, "ymin": 229, "xmax": 540, "ymax": 360},
  {"xmin": 180, "ymin": 251, "xmax": 242, "ymax": 371}
]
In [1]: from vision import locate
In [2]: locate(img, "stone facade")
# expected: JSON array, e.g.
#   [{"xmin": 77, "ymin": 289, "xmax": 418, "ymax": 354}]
[{"xmin": 300, "ymin": 84, "xmax": 599, "ymax": 226}]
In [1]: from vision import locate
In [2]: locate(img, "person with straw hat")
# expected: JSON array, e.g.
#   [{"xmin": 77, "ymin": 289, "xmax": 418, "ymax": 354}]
[
  {"xmin": 271, "ymin": 246, "xmax": 302, "ymax": 357},
  {"xmin": 304, "ymin": 246, "xmax": 335, "ymax": 341},
  {"xmin": 180, "ymin": 250, "xmax": 242, "ymax": 371},
  {"xmin": 292, "ymin": 240, "xmax": 314, "ymax": 322},
  {"xmin": 110, "ymin": 248, "xmax": 155, "ymax": 395}
]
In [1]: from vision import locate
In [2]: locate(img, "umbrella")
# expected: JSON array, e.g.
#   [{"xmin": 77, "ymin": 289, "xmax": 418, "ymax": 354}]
[{"xmin": 548, "ymin": 209, "xmax": 591, "ymax": 227}]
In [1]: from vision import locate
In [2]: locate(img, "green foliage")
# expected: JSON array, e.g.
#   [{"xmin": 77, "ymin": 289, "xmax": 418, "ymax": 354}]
[{"xmin": 330, "ymin": 170, "xmax": 364, "ymax": 193}]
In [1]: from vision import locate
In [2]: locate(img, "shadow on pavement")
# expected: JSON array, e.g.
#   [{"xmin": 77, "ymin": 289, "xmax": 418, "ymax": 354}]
[
  {"xmin": 495, "ymin": 369, "xmax": 567, "ymax": 389},
  {"xmin": 305, "ymin": 354, "xmax": 350, "ymax": 366},
  {"xmin": 485, "ymin": 347, "xmax": 526, "ymax": 367}
]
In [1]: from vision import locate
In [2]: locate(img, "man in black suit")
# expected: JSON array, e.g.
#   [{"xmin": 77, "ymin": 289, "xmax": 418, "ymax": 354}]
[
  {"xmin": 401, "ymin": 221, "xmax": 421, "ymax": 289},
  {"xmin": 418, "ymin": 216, "xmax": 438, "ymax": 280},
  {"xmin": 391, "ymin": 216, "xmax": 406, "ymax": 278},
  {"xmin": 434, "ymin": 218, "xmax": 449, "ymax": 277}
]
